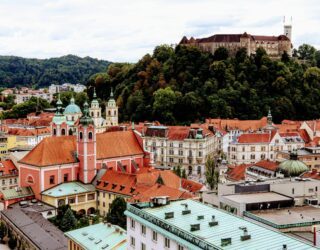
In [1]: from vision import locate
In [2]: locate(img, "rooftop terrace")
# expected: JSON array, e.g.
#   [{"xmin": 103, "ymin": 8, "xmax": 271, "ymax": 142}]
[
  {"xmin": 65, "ymin": 222, "xmax": 126, "ymax": 250},
  {"xmin": 126, "ymin": 199, "xmax": 316, "ymax": 249}
]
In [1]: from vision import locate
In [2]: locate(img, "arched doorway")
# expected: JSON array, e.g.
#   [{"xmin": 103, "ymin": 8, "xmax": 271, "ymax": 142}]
[
  {"xmin": 77, "ymin": 209, "xmax": 86, "ymax": 216},
  {"xmin": 87, "ymin": 207, "xmax": 95, "ymax": 215}
]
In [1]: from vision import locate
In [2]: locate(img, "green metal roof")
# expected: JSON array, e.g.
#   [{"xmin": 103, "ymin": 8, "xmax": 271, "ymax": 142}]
[
  {"xmin": 65, "ymin": 223, "xmax": 126, "ymax": 250},
  {"xmin": 125, "ymin": 200, "xmax": 315, "ymax": 250},
  {"xmin": 279, "ymin": 160, "xmax": 309, "ymax": 177},
  {"xmin": 41, "ymin": 182, "xmax": 95, "ymax": 197},
  {"xmin": 2, "ymin": 186, "xmax": 34, "ymax": 200},
  {"xmin": 64, "ymin": 97, "xmax": 82, "ymax": 114}
]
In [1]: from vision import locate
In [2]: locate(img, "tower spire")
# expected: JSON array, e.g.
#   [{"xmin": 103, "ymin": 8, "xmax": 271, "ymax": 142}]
[
  {"xmin": 267, "ymin": 108, "xmax": 272, "ymax": 126},
  {"xmin": 93, "ymin": 87, "xmax": 97, "ymax": 99},
  {"xmin": 110, "ymin": 88, "xmax": 114, "ymax": 98}
]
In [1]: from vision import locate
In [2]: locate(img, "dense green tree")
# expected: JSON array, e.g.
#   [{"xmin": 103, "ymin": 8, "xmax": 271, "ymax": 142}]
[
  {"xmin": 0, "ymin": 55, "xmax": 110, "ymax": 88},
  {"xmin": 205, "ymin": 155, "xmax": 219, "ymax": 190},
  {"xmin": 153, "ymin": 87, "xmax": 180, "ymax": 124},
  {"xmin": 106, "ymin": 197, "xmax": 127, "ymax": 229},
  {"xmin": 2, "ymin": 97, "xmax": 51, "ymax": 119},
  {"xmin": 0, "ymin": 222, "xmax": 6, "ymax": 242},
  {"xmin": 60, "ymin": 208, "xmax": 77, "ymax": 232},
  {"xmin": 85, "ymin": 43, "xmax": 320, "ymax": 124},
  {"xmin": 296, "ymin": 44, "xmax": 316, "ymax": 61}
]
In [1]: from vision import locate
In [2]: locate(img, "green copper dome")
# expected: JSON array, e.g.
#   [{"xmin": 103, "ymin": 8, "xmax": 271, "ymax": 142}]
[
  {"xmin": 64, "ymin": 97, "xmax": 81, "ymax": 115},
  {"xmin": 279, "ymin": 151, "xmax": 309, "ymax": 177}
]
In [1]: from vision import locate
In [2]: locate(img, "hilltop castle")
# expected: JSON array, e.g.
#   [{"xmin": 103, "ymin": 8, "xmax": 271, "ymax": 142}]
[{"xmin": 180, "ymin": 22, "xmax": 292, "ymax": 57}]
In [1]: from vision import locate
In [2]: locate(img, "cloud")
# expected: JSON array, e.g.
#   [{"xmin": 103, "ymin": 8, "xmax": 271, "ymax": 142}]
[{"xmin": 0, "ymin": 0, "xmax": 319, "ymax": 62}]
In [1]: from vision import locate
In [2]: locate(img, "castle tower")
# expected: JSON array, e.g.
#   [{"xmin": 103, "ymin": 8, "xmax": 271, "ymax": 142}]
[
  {"xmin": 283, "ymin": 16, "xmax": 292, "ymax": 41},
  {"xmin": 89, "ymin": 88, "xmax": 102, "ymax": 128},
  {"xmin": 77, "ymin": 102, "xmax": 96, "ymax": 183},
  {"xmin": 51, "ymin": 93, "xmax": 67, "ymax": 136},
  {"xmin": 105, "ymin": 88, "xmax": 118, "ymax": 126}
]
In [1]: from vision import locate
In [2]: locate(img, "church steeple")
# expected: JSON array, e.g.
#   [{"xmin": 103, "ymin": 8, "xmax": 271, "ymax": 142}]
[
  {"xmin": 106, "ymin": 88, "xmax": 118, "ymax": 126},
  {"xmin": 267, "ymin": 108, "xmax": 272, "ymax": 126},
  {"xmin": 80, "ymin": 102, "xmax": 94, "ymax": 126}
]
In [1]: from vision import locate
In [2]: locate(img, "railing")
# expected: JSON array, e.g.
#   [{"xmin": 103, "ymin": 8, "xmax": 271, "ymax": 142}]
[
  {"xmin": 127, "ymin": 204, "xmax": 222, "ymax": 250},
  {"xmin": 243, "ymin": 211, "xmax": 320, "ymax": 229}
]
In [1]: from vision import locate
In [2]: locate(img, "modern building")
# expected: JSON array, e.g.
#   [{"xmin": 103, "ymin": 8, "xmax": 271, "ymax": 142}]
[
  {"xmin": 180, "ymin": 23, "xmax": 292, "ymax": 57},
  {"xmin": 65, "ymin": 222, "xmax": 126, "ymax": 250},
  {"xmin": 125, "ymin": 198, "xmax": 315, "ymax": 250}
]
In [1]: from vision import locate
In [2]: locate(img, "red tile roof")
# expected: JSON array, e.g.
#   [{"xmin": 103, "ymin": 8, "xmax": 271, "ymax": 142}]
[
  {"xmin": 205, "ymin": 117, "xmax": 267, "ymax": 131},
  {"xmin": 8, "ymin": 127, "xmax": 51, "ymax": 136},
  {"xmin": 237, "ymin": 133, "xmax": 273, "ymax": 143},
  {"xmin": 0, "ymin": 160, "xmax": 18, "ymax": 176},
  {"xmin": 19, "ymin": 131, "xmax": 145, "ymax": 167},
  {"xmin": 226, "ymin": 164, "xmax": 250, "ymax": 181},
  {"xmin": 301, "ymin": 170, "xmax": 320, "ymax": 180},
  {"xmin": 181, "ymin": 179, "xmax": 204, "ymax": 193},
  {"xmin": 96, "ymin": 131, "xmax": 144, "ymax": 159},
  {"xmin": 19, "ymin": 136, "xmax": 77, "ymax": 167},
  {"xmin": 129, "ymin": 184, "xmax": 193, "ymax": 203},
  {"xmin": 252, "ymin": 160, "xmax": 278, "ymax": 171}
]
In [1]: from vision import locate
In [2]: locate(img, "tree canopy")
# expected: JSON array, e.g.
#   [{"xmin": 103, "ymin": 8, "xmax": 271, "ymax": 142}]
[
  {"xmin": 0, "ymin": 55, "xmax": 110, "ymax": 88},
  {"xmin": 106, "ymin": 197, "xmax": 127, "ymax": 229},
  {"xmin": 87, "ymin": 44, "xmax": 320, "ymax": 124}
]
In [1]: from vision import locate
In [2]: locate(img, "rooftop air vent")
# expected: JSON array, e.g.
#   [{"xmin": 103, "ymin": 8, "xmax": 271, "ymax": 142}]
[
  {"xmin": 101, "ymin": 245, "xmax": 109, "ymax": 249},
  {"xmin": 190, "ymin": 224, "xmax": 200, "ymax": 232},
  {"xmin": 95, "ymin": 239, "xmax": 102, "ymax": 244},
  {"xmin": 283, "ymin": 244, "xmax": 287, "ymax": 250},
  {"xmin": 221, "ymin": 238, "xmax": 232, "ymax": 247},
  {"xmin": 181, "ymin": 203, "xmax": 191, "ymax": 215},
  {"xmin": 81, "ymin": 232, "xmax": 88, "ymax": 236},
  {"xmin": 197, "ymin": 215, "xmax": 204, "ymax": 220},
  {"xmin": 209, "ymin": 215, "xmax": 218, "ymax": 227},
  {"xmin": 165, "ymin": 212, "xmax": 174, "ymax": 219},
  {"xmin": 239, "ymin": 227, "xmax": 251, "ymax": 241},
  {"xmin": 88, "ymin": 236, "xmax": 94, "ymax": 241}
]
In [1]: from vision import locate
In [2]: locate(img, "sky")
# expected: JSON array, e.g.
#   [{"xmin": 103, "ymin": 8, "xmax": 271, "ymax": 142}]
[{"xmin": 0, "ymin": 0, "xmax": 319, "ymax": 62}]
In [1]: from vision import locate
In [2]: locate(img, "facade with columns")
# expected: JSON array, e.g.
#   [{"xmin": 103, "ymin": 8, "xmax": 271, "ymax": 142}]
[{"xmin": 18, "ymin": 97, "xmax": 151, "ymax": 200}]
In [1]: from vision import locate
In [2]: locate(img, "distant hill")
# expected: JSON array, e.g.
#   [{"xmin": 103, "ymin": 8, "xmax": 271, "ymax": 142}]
[{"xmin": 0, "ymin": 55, "xmax": 111, "ymax": 88}]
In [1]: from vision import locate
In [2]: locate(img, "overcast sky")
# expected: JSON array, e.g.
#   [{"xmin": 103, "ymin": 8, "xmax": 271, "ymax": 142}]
[{"xmin": 0, "ymin": 0, "xmax": 319, "ymax": 62}]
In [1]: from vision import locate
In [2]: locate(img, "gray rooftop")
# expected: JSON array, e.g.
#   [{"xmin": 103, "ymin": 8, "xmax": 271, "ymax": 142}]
[
  {"xmin": 223, "ymin": 192, "xmax": 292, "ymax": 204},
  {"xmin": 126, "ymin": 199, "xmax": 315, "ymax": 250},
  {"xmin": 1, "ymin": 208, "xmax": 67, "ymax": 250}
]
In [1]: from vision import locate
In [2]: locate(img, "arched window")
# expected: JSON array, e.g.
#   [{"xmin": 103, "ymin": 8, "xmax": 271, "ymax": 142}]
[
  {"xmin": 79, "ymin": 132, "xmax": 83, "ymax": 140},
  {"xmin": 114, "ymin": 110, "xmax": 117, "ymax": 116},
  {"xmin": 108, "ymin": 110, "xmax": 111, "ymax": 116},
  {"xmin": 97, "ymin": 112, "xmax": 100, "ymax": 117},
  {"xmin": 61, "ymin": 129, "xmax": 65, "ymax": 136},
  {"xmin": 27, "ymin": 175, "xmax": 34, "ymax": 184},
  {"xmin": 69, "ymin": 129, "xmax": 73, "ymax": 135},
  {"xmin": 88, "ymin": 132, "xmax": 93, "ymax": 140},
  {"xmin": 72, "ymin": 116, "xmax": 74, "ymax": 121},
  {"xmin": 53, "ymin": 128, "xmax": 56, "ymax": 136},
  {"xmin": 91, "ymin": 112, "xmax": 94, "ymax": 117}
]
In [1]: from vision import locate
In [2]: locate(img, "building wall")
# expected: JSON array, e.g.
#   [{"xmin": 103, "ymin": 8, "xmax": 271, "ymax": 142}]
[
  {"xmin": 42, "ymin": 192, "xmax": 96, "ymax": 214},
  {"xmin": 97, "ymin": 190, "xmax": 129, "ymax": 217},
  {"xmin": 143, "ymin": 135, "xmax": 216, "ymax": 178},
  {"xmin": 126, "ymin": 217, "xmax": 184, "ymax": 250}
]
